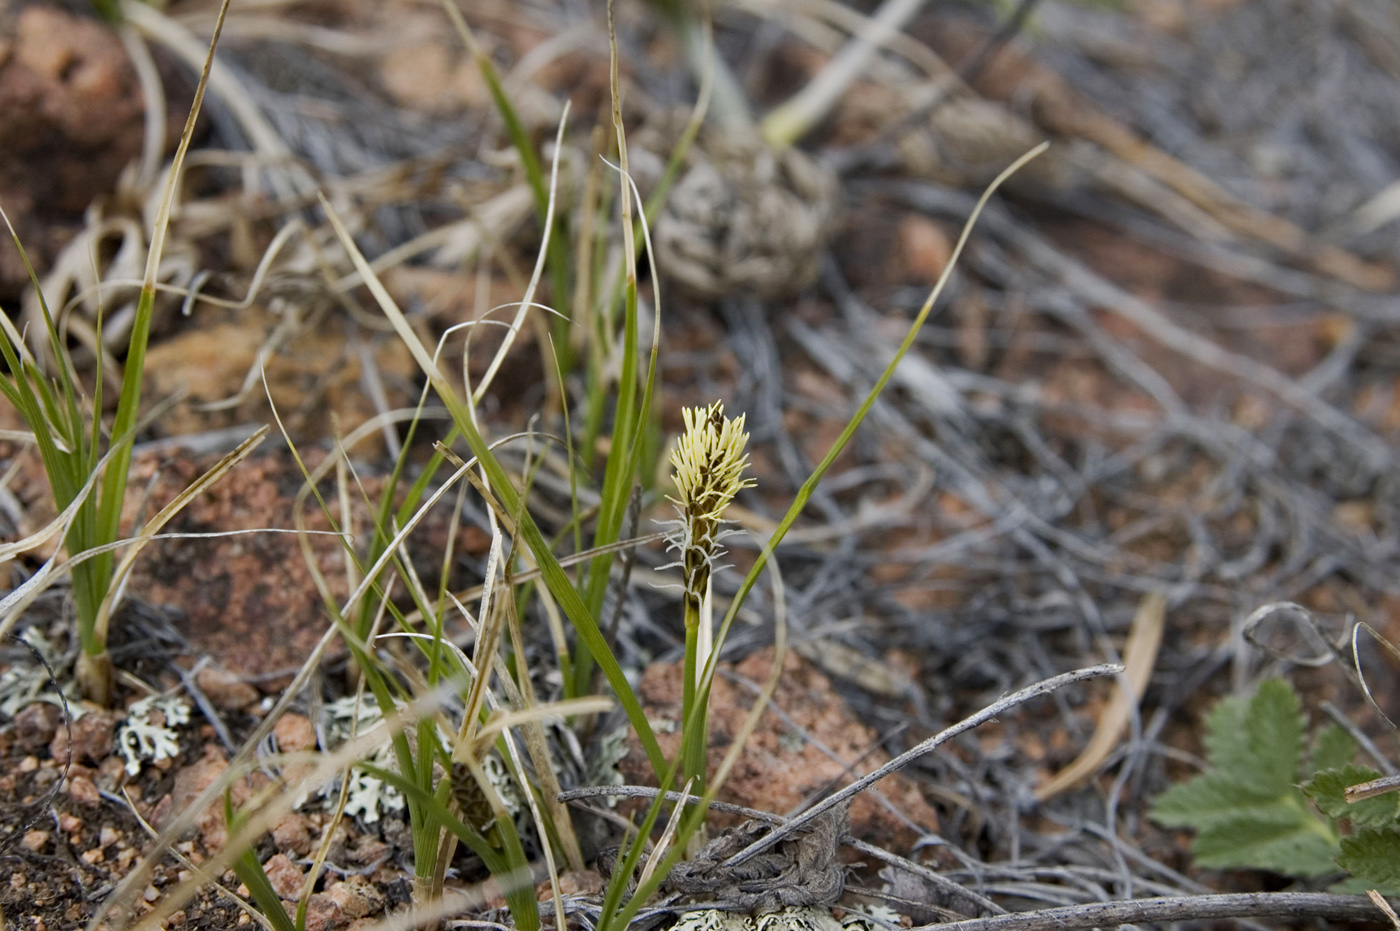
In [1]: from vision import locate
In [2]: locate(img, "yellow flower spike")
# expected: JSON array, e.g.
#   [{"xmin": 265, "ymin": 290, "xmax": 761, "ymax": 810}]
[
  {"xmin": 670, "ymin": 401, "xmax": 754, "ymax": 517},
  {"xmin": 667, "ymin": 401, "xmax": 755, "ymax": 606}
]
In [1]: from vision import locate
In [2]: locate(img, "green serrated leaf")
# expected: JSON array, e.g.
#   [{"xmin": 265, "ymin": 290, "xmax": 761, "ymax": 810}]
[
  {"xmin": 1305, "ymin": 766, "xmax": 1399, "ymax": 826},
  {"xmin": 1152, "ymin": 772, "xmax": 1281, "ymax": 828},
  {"xmin": 1309, "ymin": 725, "xmax": 1356, "ymax": 776},
  {"xmin": 1202, "ymin": 692, "xmax": 1251, "ymax": 775},
  {"xmin": 1152, "ymin": 679, "xmax": 1346, "ymax": 878},
  {"xmin": 1242, "ymin": 679, "xmax": 1307, "ymax": 795},
  {"xmin": 1193, "ymin": 811, "xmax": 1340, "ymax": 876},
  {"xmin": 1328, "ymin": 875, "xmax": 1400, "ymax": 897},
  {"xmin": 1338, "ymin": 826, "xmax": 1400, "ymax": 887}
]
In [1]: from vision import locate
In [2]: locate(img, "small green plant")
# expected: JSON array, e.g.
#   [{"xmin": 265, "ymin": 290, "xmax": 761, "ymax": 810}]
[
  {"xmin": 1152, "ymin": 678, "xmax": 1400, "ymax": 893},
  {"xmin": 0, "ymin": 227, "xmax": 147, "ymax": 706},
  {"xmin": 0, "ymin": 0, "xmax": 234, "ymax": 707}
]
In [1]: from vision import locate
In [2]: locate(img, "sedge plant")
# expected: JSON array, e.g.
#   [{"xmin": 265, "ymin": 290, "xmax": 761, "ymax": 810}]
[
  {"xmin": 86, "ymin": 5, "xmax": 1048, "ymax": 928},
  {"xmin": 328, "ymin": 0, "xmax": 1044, "ymax": 907},
  {"xmin": 0, "ymin": 0, "xmax": 227, "ymax": 705}
]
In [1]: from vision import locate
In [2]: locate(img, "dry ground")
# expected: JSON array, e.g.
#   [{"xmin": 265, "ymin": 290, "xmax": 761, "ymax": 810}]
[{"xmin": 2, "ymin": 0, "xmax": 1400, "ymax": 928}]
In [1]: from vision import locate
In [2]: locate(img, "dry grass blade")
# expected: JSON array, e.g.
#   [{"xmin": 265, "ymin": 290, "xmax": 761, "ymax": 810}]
[
  {"xmin": 640, "ymin": 778, "xmax": 697, "ymax": 891},
  {"xmin": 470, "ymin": 105, "xmax": 569, "ymax": 403},
  {"xmin": 1369, "ymin": 890, "xmax": 1400, "ymax": 930},
  {"xmin": 1346, "ymin": 774, "xmax": 1400, "ymax": 804},
  {"xmin": 762, "ymin": 0, "xmax": 934, "ymax": 146},
  {"xmin": 1350, "ymin": 621, "xmax": 1400, "ymax": 730},
  {"xmin": 461, "ymin": 526, "xmax": 506, "ymax": 731},
  {"xmin": 1036, "ymin": 591, "xmax": 1166, "ymax": 800},
  {"xmin": 92, "ymin": 425, "xmax": 270, "ymax": 644}
]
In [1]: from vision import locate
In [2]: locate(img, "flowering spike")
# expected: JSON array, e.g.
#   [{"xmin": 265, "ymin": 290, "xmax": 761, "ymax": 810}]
[{"xmin": 666, "ymin": 401, "xmax": 755, "ymax": 611}]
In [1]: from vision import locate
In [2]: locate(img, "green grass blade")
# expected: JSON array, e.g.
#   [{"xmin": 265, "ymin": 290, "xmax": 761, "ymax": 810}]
[
  {"xmin": 710, "ymin": 143, "xmax": 1050, "ymax": 676},
  {"xmin": 360, "ymin": 762, "xmax": 541, "ymax": 931},
  {"xmin": 320, "ymin": 196, "xmax": 668, "ymax": 777},
  {"xmin": 224, "ymin": 795, "xmax": 298, "ymax": 931}
]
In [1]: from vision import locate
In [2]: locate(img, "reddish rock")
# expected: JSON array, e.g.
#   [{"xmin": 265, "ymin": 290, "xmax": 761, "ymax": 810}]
[
  {"xmin": 262, "ymin": 853, "xmax": 303, "ymax": 900},
  {"xmin": 274, "ymin": 713, "xmax": 316, "ymax": 753},
  {"xmin": 98, "ymin": 754, "xmax": 126, "ymax": 787},
  {"xmin": 128, "ymin": 451, "xmax": 482, "ymax": 686},
  {"xmin": 49, "ymin": 707, "xmax": 117, "ymax": 766},
  {"xmin": 326, "ymin": 876, "xmax": 382, "ymax": 920},
  {"xmin": 347, "ymin": 833, "xmax": 389, "ymax": 865},
  {"xmin": 148, "ymin": 794, "xmax": 172, "ymax": 828},
  {"xmin": 195, "ymin": 666, "xmax": 259, "ymax": 711},
  {"xmin": 13, "ymin": 702, "xmax": 62, "ymax": 752},
  {"xmin": 272, "ymin": 812, "xmax": 313, "ymax": 857},
  {"xmin": 302, "ymin": 892, "xmax": 343, "ymax": 931},
  {"xmin": 164, "ymin": 744, "xmax": 230, "ymax": 849},
  {"xmin": 67, "ymin": 774, "xmax": 100, "ymax": 806}
]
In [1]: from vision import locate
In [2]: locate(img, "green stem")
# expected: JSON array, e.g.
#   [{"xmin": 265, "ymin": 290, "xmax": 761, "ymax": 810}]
[{"xmin": 681, "ymin": 596, "xmax": 705, "ymax": 791}]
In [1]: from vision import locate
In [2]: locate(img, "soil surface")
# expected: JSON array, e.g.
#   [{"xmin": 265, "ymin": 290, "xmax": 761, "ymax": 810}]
[{"xmin": 3, "ymin": 0, "xmax": 1400, "ymax": 929}]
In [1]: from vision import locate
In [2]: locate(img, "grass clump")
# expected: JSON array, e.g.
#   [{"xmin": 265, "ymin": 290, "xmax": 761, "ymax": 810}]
[
  {"xmin": 0, "ymin": 2, "xmax": 1053, "ymax": 928},
  {"xmin": 0, "ymin": 0, "xmax": 236, "ymax": 706}
]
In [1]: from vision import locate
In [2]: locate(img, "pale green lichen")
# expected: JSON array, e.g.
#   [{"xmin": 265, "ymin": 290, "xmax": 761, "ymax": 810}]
[{"xmin": 117, "ymin": 694, "xmax": 191, "ymax": 776}]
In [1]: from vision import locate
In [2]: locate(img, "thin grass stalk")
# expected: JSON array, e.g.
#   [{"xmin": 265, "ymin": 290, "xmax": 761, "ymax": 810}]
[
  {"xmin": 707, "ymin": 144, "xmax": 1049, "ymax": 707},
  {"xmin": 441, "ymin": 0, "xmax": 573, "ymax": 371},
  {"xmin": 82, "ymin": 0, "xmax": 229, "ymax": 702},
  {"xmin": 574, "ymin": 0, "xmax": 649, "ymax": 698},
  {"xmin": 320, "ymin": 197, "xmax": 668, "ymax": 776},
  {"xmin": 596, "ymin": 551, "xmax": 788, "ymax": 931}
]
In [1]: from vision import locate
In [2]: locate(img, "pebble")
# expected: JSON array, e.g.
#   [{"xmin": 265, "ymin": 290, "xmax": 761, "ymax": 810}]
[
  {"xmin": 13, "ymin": 702, "xmax": 62, "ymax": 751},
  {"xmin": 261, "ymin": 852, "xmax": 304, "ymax": 899},
  {"xmin": 327, "ymin": 875, "xmax": 383, "ymax": 919},
  {"xmin": 68, "ymin": 774, "xmax": 101, "ymax": 806},
  {"xmin": 272, "ymin": 812, "xmax": 312, "ymax": 856},
  {"xmin": 21, "ymin": 830, "xmax": 48, "ymax": 852},
  {"xmin": 50, "ymin": 707, "xmax": 117, "ymax": 765},
  {"xmin": 58, "ymin": 813, "xmax": 83, "ymax": 833},
  {"xmin": 195, "ymin": 666, "xmax": 259, "ymax": 711},
  {"xmin": 99, "ymin": 825, "xmax": 119, "ymax": 847},
  {"xmin": 273, "ymin": 713, "xmax": 316, "ymax": 753},
  {"xmin": 164, "ymin": 744, "xmax": 230, "ymax": 847},
  {"xmin": 99, "ymin": 755, "xmax": 126, "ymax": 784},
  {"xmin": 301, "ymin": 893, "xmax": 342, "ymax": 931}
]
